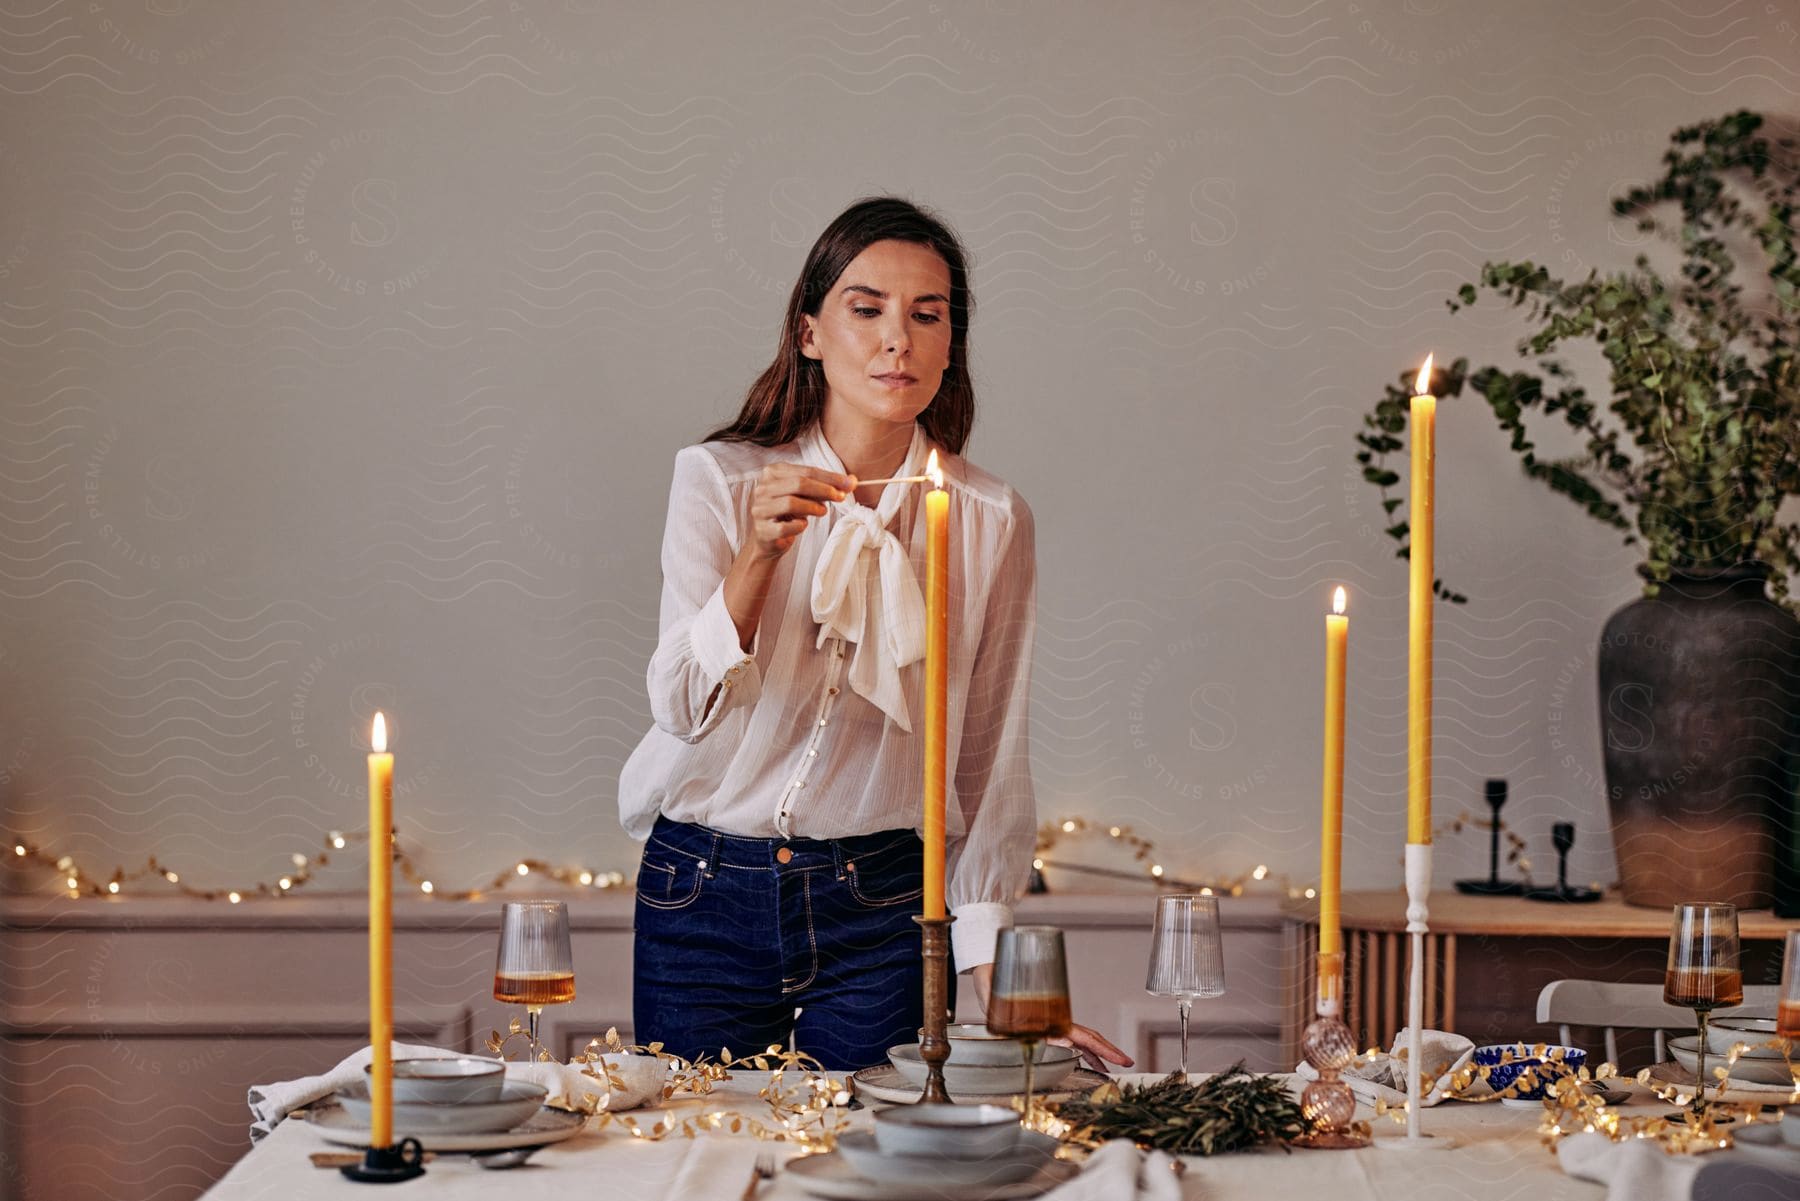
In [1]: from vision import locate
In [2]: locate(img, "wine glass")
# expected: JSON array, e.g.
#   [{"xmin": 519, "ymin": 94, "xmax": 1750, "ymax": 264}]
[
  {"xmin": 1144, "ymin": 894, "xmax": 1226, "ymax": 1080},
  {"xmin": 494, "ymin": 900, "xmax": 575, "ymax": 1061},
  {"xmin": 1663, "ymin": 902, "xmax": 1741, "ymax": 1105},
  {"xmin": 985, "ymin": 926, "xmax": 1073, "ymax": 1118},
  {"xmin": 1778, "ymin": 930, "xmax": 1800, "ymax": 1043}
]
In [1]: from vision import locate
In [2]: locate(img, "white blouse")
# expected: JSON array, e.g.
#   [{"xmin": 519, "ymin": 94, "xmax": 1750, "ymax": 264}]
[{"xmin": 618, "ymin": 421, "xmax": 1037, "ymax": 972}]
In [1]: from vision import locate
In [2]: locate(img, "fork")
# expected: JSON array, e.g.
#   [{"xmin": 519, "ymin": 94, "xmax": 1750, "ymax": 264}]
[{"xmin": 739, "ymin": 1150, "xmax": 776, "ymax": 1199}]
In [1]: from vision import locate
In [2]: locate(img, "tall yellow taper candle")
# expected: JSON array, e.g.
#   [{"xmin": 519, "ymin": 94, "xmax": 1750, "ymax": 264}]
[
  {"xmin": 367, "ymin": 711, "xmax": 394, "ymax": 1149},
  {"xmin": 923, "ymin": 450, "xmax": 948, "ymax": 920},
  {"xmin": 1320, "ymin": 586, "xmax": 1348, "ymax": 956},
  {"xmin": 1408, "ymin": 356, "xmax": 1436, "ymax": 846}
]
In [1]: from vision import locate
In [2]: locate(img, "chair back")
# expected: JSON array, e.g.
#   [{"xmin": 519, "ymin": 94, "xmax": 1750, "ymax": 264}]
[{"xmin": 1534, "ymin": 979, "xmax": 1779, "ymax": 1065}]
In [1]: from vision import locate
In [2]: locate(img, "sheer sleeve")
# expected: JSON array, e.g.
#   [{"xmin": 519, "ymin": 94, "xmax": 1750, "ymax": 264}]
[
  {"xmin": 645, "ymin": 446, "xmax": 761, "ymax": 743},
  {"xmin": 945, "ymin": 495, "xmax": 1037, "ymax": 973}
]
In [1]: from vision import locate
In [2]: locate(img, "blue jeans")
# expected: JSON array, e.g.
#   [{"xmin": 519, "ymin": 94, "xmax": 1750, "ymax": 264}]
[{"xmin": 632, "ymin": 815, "xmax": 955, "ymax": 1071}]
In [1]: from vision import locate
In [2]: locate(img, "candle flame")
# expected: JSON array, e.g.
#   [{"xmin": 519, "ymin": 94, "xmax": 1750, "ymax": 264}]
[
  {"xmin": 926, "ymin": 449, "xmax": 943, "ymax": 490},
  {"xmin": 371, "ymin": 711, "xmax": 388, "ymax": 754},
  {"xmin": 1332, "ymin": 586, "xmax": 1347, "ymax": 615},
  {"xmin": 1414, "ymin": 354, "xmax": 1434, "ymax": 396}
]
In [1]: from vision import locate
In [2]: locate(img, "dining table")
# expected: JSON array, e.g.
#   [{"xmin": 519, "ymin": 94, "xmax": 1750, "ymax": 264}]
[{"xmin": 200, "ymin": 1069, "xmax": 1618, "ymax": 1200}]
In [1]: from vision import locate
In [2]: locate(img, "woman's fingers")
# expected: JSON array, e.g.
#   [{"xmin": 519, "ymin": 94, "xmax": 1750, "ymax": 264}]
[
  {"xmin": 1048, "ymin": 1024, "xmax": 1135, "ymax": 1073},
  {"xmin": 745, "ymin": 463, "xmax": 854, "ymax": 558}
]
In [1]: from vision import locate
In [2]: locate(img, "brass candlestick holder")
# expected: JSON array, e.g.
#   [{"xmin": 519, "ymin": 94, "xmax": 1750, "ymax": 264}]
[
  {"xmin": 914, "ymin": 913, "xmax": 956, "ymax": 1103},
  {"xmin": 1294, "ymin": 952, "xmax": 1369, "ymax": 1149}
]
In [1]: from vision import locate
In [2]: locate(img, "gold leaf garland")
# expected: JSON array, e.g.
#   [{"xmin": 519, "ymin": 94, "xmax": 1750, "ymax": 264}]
[
  {"xmin": 1367, "ymin": 1038, "xmax": 1800, "ymax": 1156},
  {"xmin": 485, "ymin": 1024, "xmax": 853, "ymax": 1151}
]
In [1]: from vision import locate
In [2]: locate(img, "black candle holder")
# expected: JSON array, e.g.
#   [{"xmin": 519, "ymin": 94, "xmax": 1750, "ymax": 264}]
[
  {"xmin": 1526, "ymin": 822, "xmax": 1602, "ymax": 903},
  {"xmin": 339, "ymin": 1138, "xmax": 426, "ymax": 1183},
  {"xmin": 1455, "ymin": 779, "xmax": 1527, "ymax": 896}
]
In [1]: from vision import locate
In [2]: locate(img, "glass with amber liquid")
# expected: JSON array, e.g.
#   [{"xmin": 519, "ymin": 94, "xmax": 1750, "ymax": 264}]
[
  {"xmin": 1663, "ymin": 902, "xmax": 1741, "ymax": 1104},
  {"xmin": 495, "ymin": 900, "xmax": 575, "ymax": 1060},
  {"xmin": 986, "ymin": 926, "xmax": 1073, "ymax": 1118},
  {"xmin": 1778, "ymin": 930, "xmax": 1800, "ymax": 1041}
]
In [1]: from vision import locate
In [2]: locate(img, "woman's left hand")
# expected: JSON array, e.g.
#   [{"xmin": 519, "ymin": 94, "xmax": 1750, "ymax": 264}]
[{"xmin": 968, "ymin": 963, "xmax": 1135, "ymax": 1074}]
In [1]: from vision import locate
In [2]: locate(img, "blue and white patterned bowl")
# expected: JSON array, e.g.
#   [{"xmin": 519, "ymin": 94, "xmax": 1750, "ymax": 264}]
[{"xmin": 1472, "ymin": 1044, "xmax": 1585, "ymax": 1099}]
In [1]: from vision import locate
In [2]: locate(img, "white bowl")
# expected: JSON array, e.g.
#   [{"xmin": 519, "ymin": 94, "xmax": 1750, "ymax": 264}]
[
  {"xmin": 932, "ymin": 1024, "xmax": 1064, "ymax": 1068},
  {"xmin": 886, "ymin": 1043, "xmax": 1080, "ymax": 1096},
  {"xmin": 336, "ymin": 1079, "xmax": 547, "ymax": 1135},
  {"xmin": 367, "ymin": 1056, "xmax": 505, "ymax": 1105},
  {"xmin": 1669, "ymin": 1036, "xmax": 1797, "ymax": 1087},
  {"xmin": 1705, "ymin": 1017, "xmax": 1782, "ymax": 1056},
  {"xmin": 837, "ymin": 1129, "xmax": 1056, "ymax": 1186},
  {"xmin": 873, "ymin": 1103, "xmax": 1020, "ymax": 1158}
]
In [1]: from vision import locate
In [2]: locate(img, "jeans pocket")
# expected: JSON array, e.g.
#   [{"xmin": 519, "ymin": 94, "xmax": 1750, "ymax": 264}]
[
  {"xmin": 843, "ymin": 840, "xmax": 924, "ymax": 908},
  {"xmin": 636, "ymin": 851, "xmax": 706, "ymax": 911}
]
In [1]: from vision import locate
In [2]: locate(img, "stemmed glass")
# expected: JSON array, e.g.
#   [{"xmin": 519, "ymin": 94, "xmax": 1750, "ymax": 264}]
[
  {"xmin": 1778, "ymin": 930, "xmax": 1800, "ymax": 1043},
  {"xmin": 985, "ymin": 926, "xmax": 1073, "ymax": 1118},
  {"xmin": 494, "ymin": 900, "xmax": 575, "ymax": 1061},
  {"xmin": 1663, "ymin": 902, "xmax": 1741, "ymax": 1105},
  {"xmin": 1145, "ymin": 894, "xmax": 1226, "ymax": 1080}
]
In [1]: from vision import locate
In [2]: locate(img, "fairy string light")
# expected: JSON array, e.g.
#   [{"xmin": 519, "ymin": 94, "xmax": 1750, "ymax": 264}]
[
  {"xmin": 1032, "ymin": 815, "xmax": 1318, "ymax": 900},
  {"xmin": 15, "ymin": 809, "xmax": 1319, "ymax": 904},
  {"xmin": 5, "ymin": 828, "xmax": 629, "ymax": 903}
]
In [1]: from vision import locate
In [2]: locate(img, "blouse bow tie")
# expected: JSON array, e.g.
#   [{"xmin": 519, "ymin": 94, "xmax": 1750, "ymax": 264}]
[{"xmin": 810, "ymin": 502, "xmax": 926, "ymax": 732}]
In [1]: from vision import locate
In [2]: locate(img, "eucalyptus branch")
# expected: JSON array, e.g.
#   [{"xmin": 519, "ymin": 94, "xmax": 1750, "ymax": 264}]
[{"xmin": 1355, "ymin": 110, "xmax": 1800, "ymax": 607}]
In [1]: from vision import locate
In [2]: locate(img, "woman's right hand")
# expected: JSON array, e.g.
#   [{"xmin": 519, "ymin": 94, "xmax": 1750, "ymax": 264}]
[{"xmin": 746, "ymin": 463, "xmax": 855, "ymax": 560}]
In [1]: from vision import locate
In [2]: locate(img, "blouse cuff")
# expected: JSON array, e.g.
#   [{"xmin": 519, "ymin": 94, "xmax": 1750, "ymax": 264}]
[
  {"xmin": 690, "ymin": 580, "xmax": 757, "ymax": 685},
  {"xmin": 950, "ymin": 901, "xmax": 1013, "ymax": 974}
]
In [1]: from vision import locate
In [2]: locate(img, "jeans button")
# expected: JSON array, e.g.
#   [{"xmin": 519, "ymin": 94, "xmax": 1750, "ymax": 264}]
[{"xmin": 775, "ymin": 846, "xmax": 793, "ymax": 864}]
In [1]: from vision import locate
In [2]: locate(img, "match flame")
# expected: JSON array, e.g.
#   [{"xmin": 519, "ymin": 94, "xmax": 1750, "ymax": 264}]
[
  {"xmin": 1414, "ymin": 354, "xmax": 1434, "ymax": 396},
  {"xmin": 1332, "ymin": 586, "xmax": 1347, "ymax": 616},
  {"xmin": 926, "ymin": 449, "xmax": 943, "ymax": 490},
  {"xmin": 371, "ymin": 711, "xmax": 388, "ymax": 754}
]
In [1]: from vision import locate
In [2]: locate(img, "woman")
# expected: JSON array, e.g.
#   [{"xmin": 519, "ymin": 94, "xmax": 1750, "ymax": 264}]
[{"xmin": 619, "ymin": 197, "xmax": 1130, "ymax": 1074}]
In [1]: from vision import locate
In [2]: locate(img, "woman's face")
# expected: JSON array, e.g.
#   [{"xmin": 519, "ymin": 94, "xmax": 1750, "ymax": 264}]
[{"xmin": 800, "ymin": 239, "xmax": 954, "ymax": 431}]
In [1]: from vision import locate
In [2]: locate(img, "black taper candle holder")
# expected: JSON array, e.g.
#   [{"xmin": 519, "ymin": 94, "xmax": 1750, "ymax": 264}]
[
  {"xmin": 339, "ymin": 1138, "xmax": 426, "ymax": 1183},
  {"xmin": 1455, "ymin": 779, "xmax": 1527, "ymax": 896},
  {"xmin": 1526, "ymin": 821, "xmax": 1602, "ymax": 903}
]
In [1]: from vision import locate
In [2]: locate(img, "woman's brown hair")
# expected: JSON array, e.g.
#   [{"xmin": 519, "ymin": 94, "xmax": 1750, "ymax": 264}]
[{"xmin": 703, "ymin": 196, "xmax": 974, "ymax": 454}]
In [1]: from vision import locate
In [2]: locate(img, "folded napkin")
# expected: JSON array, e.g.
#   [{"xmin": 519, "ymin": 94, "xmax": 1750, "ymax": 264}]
[
  {"xmin": 1557, "ymin": 1132, "xmax": 1704, "ymax": 1201},
  {"xmin": 1042, "ymin": 1140, "xmax": 1182, "ymax": 1201},
  {"xmin": 1295, "ymin": 1027, "xmax": 1474, "ymax": 1108},
  {"xmin": 246, "ymin": 1042, "xmax": 664, "ymax": 1143}
]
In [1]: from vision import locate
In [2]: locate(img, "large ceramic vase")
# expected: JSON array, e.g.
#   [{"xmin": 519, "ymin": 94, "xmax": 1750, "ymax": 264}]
[{"xmin": 1599, "ymin": 564, "xmax": 1800, "ymax": 909}]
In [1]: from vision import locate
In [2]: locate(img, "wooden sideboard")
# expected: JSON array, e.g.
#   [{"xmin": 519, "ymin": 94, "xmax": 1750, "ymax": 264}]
[
  {"xmin": 1305, "ymin": 890, "xmax": 1800, "ymax": 1056},
  {"xmin": 0, "ymin": 889, "xmax": 1302, "ymax": 1201}
]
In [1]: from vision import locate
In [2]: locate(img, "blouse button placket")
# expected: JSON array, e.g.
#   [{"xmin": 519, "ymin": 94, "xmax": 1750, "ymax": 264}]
[{"xmin": 775, "ymin": 638, "xmax": 847, "ymax": 837}]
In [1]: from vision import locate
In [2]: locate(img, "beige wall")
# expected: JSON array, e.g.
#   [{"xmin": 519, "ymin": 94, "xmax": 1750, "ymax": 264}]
[{"xmin": 2, "ymin": 5, "xmax": 1796, "ymax": 944}]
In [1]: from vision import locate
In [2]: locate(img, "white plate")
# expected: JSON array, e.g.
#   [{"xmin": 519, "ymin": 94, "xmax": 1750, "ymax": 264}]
[
  {"xmin": 305, "ymin": 1099, "xmax": 587, "ymax": 1152},
  {"xmin": 335, "ymin": 1079, "xmax": 546, "ymax": 1135},
  {"xmin": 1734, "ymin": 1122, "xmax": 1800, "ymax": 1149},
  {"xmin": 886, "ymin": 1044, "xmax": 1079, "ymax": 1095},
  {"xmin": 852, "ymin": 1064, "xmax": 1109, "ymax": 1107},
  {"xmin": 1645, "ymin": 1059, "xmax": 1800, "ymax": 1103},
  {"xmin": 836, "ymin": 1130, "xmax": 1058, "ymax": 1188},
  {"xmin": 786, "ymin": 1149, "xmax": 1078, "ymax": 1200},
  {"xmin": 1669, "ymin": 1036, "xmax": 1799, "ymax": 1088}
]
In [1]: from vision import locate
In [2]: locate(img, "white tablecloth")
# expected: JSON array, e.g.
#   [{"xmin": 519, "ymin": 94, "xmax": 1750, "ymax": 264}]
[{"xmin": 201, "ymin": 1072, "xmax": 1617, "ymax": 1201}]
